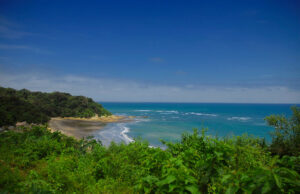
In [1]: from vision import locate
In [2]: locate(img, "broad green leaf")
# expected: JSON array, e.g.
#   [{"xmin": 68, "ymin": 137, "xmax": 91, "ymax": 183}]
[
  {"xmin": 185, "ymin": 185, "xmax": 199, "ymax": 194},
  {"xmin": 156, "ymin": 175, "xmax": 176, "ymax": 186}
]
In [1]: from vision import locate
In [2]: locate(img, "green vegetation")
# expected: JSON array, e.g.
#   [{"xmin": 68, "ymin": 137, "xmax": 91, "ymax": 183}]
[
  {"xmin": 0, "ymin": 108, "xmax": 299, "ymax": 193},
  {"xmin": 266, "ymin": 106, "xmax": 300, "ymax": 157},
  {"xmin": 0, "ymin": 86, "xmax": 111, "ymax": 126}
]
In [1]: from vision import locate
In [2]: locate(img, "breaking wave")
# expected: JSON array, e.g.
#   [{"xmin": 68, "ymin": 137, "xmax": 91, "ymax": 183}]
[
  {"xmin": 227, "ymin": 117, "xmax": 251, "ymax": 121},
  {"xmin": 134, "ymin": 109, "xmax": 152, "ymax": 112},
  {"xmin": 186, "ymin": 112, "xmax": 217, "ymax": 117},
  {"xmin": 156, "ymin": 110, "xmax": 179, "ymax": 114}
]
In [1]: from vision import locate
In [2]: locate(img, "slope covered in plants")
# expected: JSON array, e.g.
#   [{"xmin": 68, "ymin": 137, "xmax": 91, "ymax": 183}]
[
  {"xmin": 0, "ymin": 116, "xmax": 299, "ymax": 193},
  {"xmin": 0, "ymin": 87, "xmax": 111, "ymax": 126}
]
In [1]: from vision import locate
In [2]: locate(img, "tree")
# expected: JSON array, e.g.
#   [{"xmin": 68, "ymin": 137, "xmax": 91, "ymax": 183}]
[{"xmin": 265, "ymin": 106, "xmax": 300, "ymax": 156}]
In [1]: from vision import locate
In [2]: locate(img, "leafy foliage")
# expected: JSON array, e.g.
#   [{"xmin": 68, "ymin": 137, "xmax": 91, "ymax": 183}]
[
  {"xmin": 0, "ymin": 86, "xmax": 111, "ymax": 126},
  {"xmin": 0, "ymin": 125, "xmax": 299, "ymax": 193},
  {"xmin": 265, "ymin": 106, "xmax": 300, "ymax": 156}
]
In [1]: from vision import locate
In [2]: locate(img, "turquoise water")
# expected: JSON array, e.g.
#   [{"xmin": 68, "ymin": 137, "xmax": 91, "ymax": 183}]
[{"xmin": 94, "ymin": 103, "xmax": 296, "ymax": 147}]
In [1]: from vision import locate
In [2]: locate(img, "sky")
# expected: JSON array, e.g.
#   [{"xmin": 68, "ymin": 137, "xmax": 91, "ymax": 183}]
[{"xmin": 0, "ymin": 0, "xmax": 299, "ymax": 103}]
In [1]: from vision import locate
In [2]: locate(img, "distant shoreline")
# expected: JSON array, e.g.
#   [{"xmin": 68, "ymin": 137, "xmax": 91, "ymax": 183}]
[{"xmin": 48, "ymin": 115, "xmax": 134, "ymax": 139}]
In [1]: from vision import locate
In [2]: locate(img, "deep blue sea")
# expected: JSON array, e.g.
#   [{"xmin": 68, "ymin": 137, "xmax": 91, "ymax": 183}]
[{"xmin": 93, "ymin": 103, "xmax": 296, "ymax": 148}]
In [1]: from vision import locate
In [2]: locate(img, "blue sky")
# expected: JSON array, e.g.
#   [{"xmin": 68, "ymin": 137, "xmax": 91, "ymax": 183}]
[{"xmin": 0, "ymin": 0, "xmax": 299, "ymax": 103}]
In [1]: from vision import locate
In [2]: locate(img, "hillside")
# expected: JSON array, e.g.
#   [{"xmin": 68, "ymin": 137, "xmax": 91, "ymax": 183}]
[
  {"xmin": 0, "ymin": 126, "xmax": 299, "ymax": 193},
  {"xmin": 0, "ymin": 87, "xmax": 111, "ymax": 126}
]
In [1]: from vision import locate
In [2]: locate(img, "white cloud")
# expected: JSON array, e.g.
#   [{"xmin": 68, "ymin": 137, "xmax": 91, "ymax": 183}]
[{"xmin": 0, "ymin": 72, "xmax": 299, "ymax": 103}]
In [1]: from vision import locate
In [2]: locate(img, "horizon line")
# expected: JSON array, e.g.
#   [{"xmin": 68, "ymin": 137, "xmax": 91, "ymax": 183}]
[{"xmin": 98, "ymin": 101, "xmax": 300, "ymax": 105}]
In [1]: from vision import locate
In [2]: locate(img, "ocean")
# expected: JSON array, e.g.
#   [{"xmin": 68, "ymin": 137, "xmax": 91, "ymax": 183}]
[{"xmin": 93, "ymin": 103, "xmax": 296, "ymax": 148}]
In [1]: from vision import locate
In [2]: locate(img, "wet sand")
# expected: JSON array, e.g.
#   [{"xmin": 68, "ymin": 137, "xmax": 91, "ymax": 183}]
[{"xmin": 48, "ymin": 115, "xmax": 133, "ymax": 139}]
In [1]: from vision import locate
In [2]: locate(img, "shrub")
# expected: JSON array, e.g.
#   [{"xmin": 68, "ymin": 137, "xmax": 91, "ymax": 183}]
[
  {"xmin": 266, "ymin": 106, "xmax": 300, "ymax": 156},
  {"xmin": 0, "ymin": 118, "xmax": 299, "ymax": 193}
]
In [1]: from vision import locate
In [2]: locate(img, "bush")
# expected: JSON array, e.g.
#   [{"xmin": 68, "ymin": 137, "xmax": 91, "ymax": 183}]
[
  {"xmin": 266, "ymin": 106, "xmax": 300, "ymax": 156},
  {"xmin": 0, "ymin": 126, "xmax": 299, "ymax": 193}
]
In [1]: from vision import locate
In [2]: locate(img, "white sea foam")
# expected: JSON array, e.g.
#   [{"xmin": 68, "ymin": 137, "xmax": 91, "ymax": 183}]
[
  {"xmin": 94, "ymin": 116, "xmax": 153, "ymax": 147},
  {"xmin": 188, "ymin": 112, "xmax": 217, "ymax": 116},
  {"xmin": 156, "ymin": 110, "xmax": 179, "ymax": 114},
  {"xmin": 227, "ymin": 117, "xmax": 251, "ymax": 121},
  {"xmin": 94, "ymin": 122, "xmax": 136, "ymax": 146},
  {"xmin": 134, "ymin": 109, "xmax": 152, "ymax": 112},
  {"xmin": 120, "ymin": 126, "xmax": 134, "ymax": 143}
]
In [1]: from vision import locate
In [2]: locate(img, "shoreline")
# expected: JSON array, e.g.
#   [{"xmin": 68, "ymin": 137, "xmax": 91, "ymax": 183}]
[{"xmin": 48, "ymin": 115, "xmax": 134, "ymax": 139}]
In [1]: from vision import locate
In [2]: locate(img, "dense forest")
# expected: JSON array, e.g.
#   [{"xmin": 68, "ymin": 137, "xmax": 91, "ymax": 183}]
[
  {"xmin": 0, "ymin": 86, "xmax": 111, "ymax": 126},
  {"xmin": 0, "ymin": 106, "xmax": 299, "ymax": 193}
]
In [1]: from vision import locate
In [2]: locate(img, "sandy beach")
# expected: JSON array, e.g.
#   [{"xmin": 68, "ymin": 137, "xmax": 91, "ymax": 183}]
[{"xmin": 48, "ymin": 115, "xmax": 133, "ymax": 139}]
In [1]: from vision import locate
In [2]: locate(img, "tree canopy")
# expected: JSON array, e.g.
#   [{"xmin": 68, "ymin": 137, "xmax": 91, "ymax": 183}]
[
  {"xmin": 265, "ymin": 106, "xmax": 300, "ymax": 157},
  {"xmin": 0, "ymin": 86, "xmax": 111, "ymax": 126}
]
